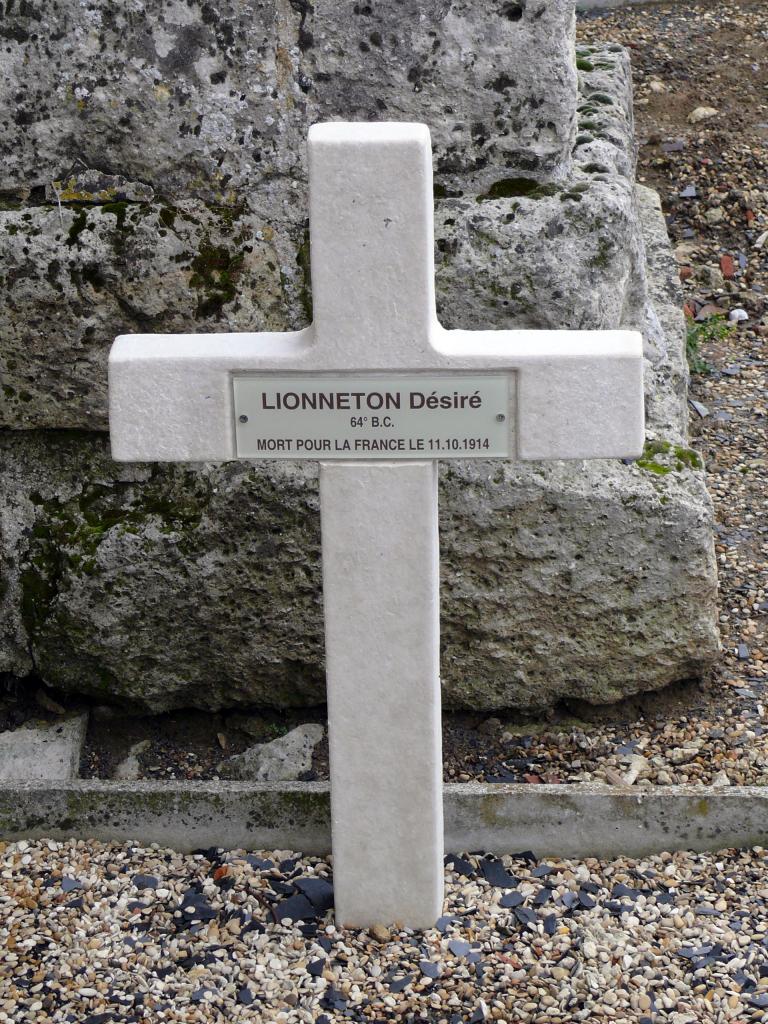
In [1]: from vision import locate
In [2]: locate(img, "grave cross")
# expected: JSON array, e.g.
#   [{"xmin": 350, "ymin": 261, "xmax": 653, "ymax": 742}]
[{"xmin": 109, "ymin": 122, "xmax": 644, "ymax": 929}]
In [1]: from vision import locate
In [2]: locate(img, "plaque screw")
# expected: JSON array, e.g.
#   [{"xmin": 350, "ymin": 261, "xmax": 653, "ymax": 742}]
[
  {"xmin": 239, "ymin": 415, "xmax": 249, "ymax": 423},
  {"xmin": 496, "ymin": 413, "xmax": 506, "ymax": 422}
]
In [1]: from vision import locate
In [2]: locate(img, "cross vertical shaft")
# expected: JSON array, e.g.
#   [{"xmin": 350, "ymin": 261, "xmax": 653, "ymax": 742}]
[{"xmin": 320, "ymin": 460, "xmax": 443, "ymax": 928}]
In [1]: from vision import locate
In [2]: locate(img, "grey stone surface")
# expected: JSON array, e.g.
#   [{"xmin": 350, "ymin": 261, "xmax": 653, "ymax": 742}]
[
  {"xmin": 0, "ymin": 715, "xmax": 87, "ymax": 782},
  {"xmin": 0, "ymin": 199, "xmax": 297, "ymax": 430},
  {"xmin": 2, "ymin": 779, "xmax": 768, "ymax": 859},
  {"xmin": 0, "ymin": 401, "xmax": 717, "ymax": 713},
  {"xmin": 0, "ymin": 0, "xmax": 576, "ymax": 203},
  {"xmin": 220, "ymin": 724, "xmax": 324, "ymax": 781},
  {"xmin": 0, "ymin": 9, "xmax": 719, "ymax": 711}
]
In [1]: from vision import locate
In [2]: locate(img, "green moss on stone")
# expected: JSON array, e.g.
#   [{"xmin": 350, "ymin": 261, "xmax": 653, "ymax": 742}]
[
  {"xmin": 189, "ymin": 242, "xmax": 245, "ymax": 317},
  {"xmin": 635, "ymin": 440, "xmax": 703, "ymax": 476},
  {"xmin": 100, "ymin": 200, "xmax": 129, "ymax": 231},
  {"xmin": 296, "ymin": 229, "xmax": 312, "ymax": 323},
  {"xmin": 66, "ymin": 209, "xmax": 89, "ymax": 246}
]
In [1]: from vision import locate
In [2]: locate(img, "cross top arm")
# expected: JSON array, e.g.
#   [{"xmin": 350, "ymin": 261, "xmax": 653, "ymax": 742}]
[{"xmin": 109, "ymin": 122, "xmax": 644, "ymax": 464}]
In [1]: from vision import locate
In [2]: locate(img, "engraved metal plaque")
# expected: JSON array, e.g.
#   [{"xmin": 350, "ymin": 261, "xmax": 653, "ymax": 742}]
[{"xmin": 233, "ymin": 374, "xmax": 511, "ymax": 460}]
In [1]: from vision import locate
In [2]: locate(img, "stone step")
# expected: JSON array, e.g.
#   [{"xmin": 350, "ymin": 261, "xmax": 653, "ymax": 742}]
[{"xmin": 0, "ymin": 714, "xmax": 88, "ymax": 782}]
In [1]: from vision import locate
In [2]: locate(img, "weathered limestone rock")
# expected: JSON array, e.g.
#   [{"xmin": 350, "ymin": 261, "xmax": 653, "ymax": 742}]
[
  {"xmin": 0, "ymin": 0, "xmax": 576, "ymax": 204},
  {"xmin": 0, "ymin": 6, "xmax": 719, "ymax": 711},
  {"xmin": 219, "ymin": 724, "xmax": 324, "ymax": 781},
  {"xmin": 0, "ymin": 199, "xmax": 299, "ymax": 429},
  {"xmin": 0, "ymin": 38, "xmax": 630, "ymax": 433}
]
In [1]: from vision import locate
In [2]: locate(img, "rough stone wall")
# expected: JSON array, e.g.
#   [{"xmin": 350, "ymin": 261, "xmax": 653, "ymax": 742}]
[{"xmin": 0, "ymin": 2, "xmax": 719, "ymax": 711}]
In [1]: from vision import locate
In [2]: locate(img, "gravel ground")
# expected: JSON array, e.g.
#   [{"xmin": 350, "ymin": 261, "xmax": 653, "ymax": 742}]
[{"xmin": 4, "ymin": 839, "xmax": 768, "ymax": 1023}]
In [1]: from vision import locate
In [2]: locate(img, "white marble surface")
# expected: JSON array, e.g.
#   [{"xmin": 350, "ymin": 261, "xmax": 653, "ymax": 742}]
[{"xmin": 321, "ymin": 461, "xmax": 443, "ymax": 928}]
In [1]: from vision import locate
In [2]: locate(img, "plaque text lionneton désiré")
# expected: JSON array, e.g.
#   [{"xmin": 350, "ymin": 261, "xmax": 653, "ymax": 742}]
[{"xmin": 261, "ymin": 389, "xmax": 484, "ymax": 411}]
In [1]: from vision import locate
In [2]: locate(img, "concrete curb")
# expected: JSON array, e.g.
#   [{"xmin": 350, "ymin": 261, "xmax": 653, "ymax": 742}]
[{"xmin": 1, "ymin": 781, "xmax": 767, "ymax": 856}]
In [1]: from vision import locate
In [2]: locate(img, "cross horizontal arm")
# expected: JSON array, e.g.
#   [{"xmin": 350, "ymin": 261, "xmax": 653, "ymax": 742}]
[{"xmin": 108, "ymin": 327, "xmax": 643, "ymax": 463}]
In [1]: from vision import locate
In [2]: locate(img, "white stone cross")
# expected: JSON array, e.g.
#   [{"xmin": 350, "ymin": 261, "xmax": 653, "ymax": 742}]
[{"xmin": 109, "ymin": 122, "xmax": 644, "ymax": 930}]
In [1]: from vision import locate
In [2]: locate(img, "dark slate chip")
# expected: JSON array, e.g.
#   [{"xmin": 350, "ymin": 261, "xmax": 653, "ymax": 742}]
[
  {"xmin": 466, "ymin": 951, "xmax": 482, "ymax": 964},
  {"xmin": 190, "ymin": 988, "xmax": 212, "ymax": 1003},
  {"xmin": 448, "ymin": 939, "xmax": 470, "ymax": 957},
  {"xmin": 388, "ymin": 974, "xmax": 413, "ymax": 993},
  {"xmin": 178, "ymin": 890, "xmax": 217, "ymax": 922},
  {"xmin": 481, "ymin": 858, "xmax": 517, "ymax": 888},
  {"xmin": 445, "ymin": 854, "xmax": 476, "ymax": 877},
  {"xmin": 695, "ymin": 906, "xmax": 718, "ymax": 916},
  {"xmin": 475, "ymin": 962, "xmax": 485, "ymax": 982},
  {"xmin": 132, "ymin": 874, "xmax": 158, "ymax": 890},
  {"xmin": 485, "ymin": 773, "xmax": 518, "ymax": 784},
  {"xmin": 468, "ymin": 1006, "xmax": 487, "ymax": 1024},
  {"xmin": 299, "ymin": 923, "xmax": 318, "ymax": 939},
  {"xmin": 534, "ymin": 889, "xmax": 552, "ymax": 906},
  {"xmin": 500, "ymin": 891, "xmax": 524, "ymax": 909},
  {"xmin": 436, "ymin": 915, "xmax": 460, "ymax": 933},
  {"xmin": 749, "ymin": 994, "xmax": 768, "ymax": 1009},
  {"xmin": 544, "ymin": 914, "xmax": 557, "ymax": 936},
  {"xmin": 318, "ymin": 937, "xmax": 333, "ymax": 953},
  {"xmin": 655, "ymin": 892, "xmax": 674, "ymax": 905},
  {"xmin": 515, "ymin": 907, "xmax": 538, "ymax": 927},
  {"xmin": 560, "ymin": 892, "xmax": 579, "ymax": 910},
  {"xmin": 61, "ymin": 877, "xmax": 82, "ymax": 892},
  {"xmin": 420, "ymin": 961, "xmax": 440, "ymax": 979},
  {"xmin": 246, "ymin": 856, "xmax": 274, "ymax": 870},
  {"xmin": 612, "ymin": 883, "xmax": 640, "ymax": 900},
  {"xmin": 606, "ymin": 901, "xmax": 635, "ymax": 916},
  {"xmin": 679, "ymin": 944, "xmax": 721, "ymax": 961},
  {"xmin": 511, "ymin": 850, "xmax": 537, "ymax": 863},
  {"xmin": 127, "ymin": 901, "xmax": 147, "ymax": 912},
  {"xmin": 737, "ymin": 643, "xmax": 750, "ymax": 660},
  {"xmin": 580, "ymin": 881, "xmax": 600, "ymax": 894},
  {"xmin": 279, "ymin": 858, "xmax": 298, "ymax": 874},
  {"xmin": 274, "ymin": 894, "xmax": 318, "ymax": 923},
  {"xmin": 241, "ymin": 919, "xmax": 265, "ymax": 936},
  {"xmin": 616, "ymin": 741, "xmax": 638, "ymax": 756},
  {"xmin": 294, "ymin": 877, "xmax": 334, "ymax": 912},
  {"xmin": 84, "ymin": 1015, "xmax": 119, "ymax": 1024},
  {"xmin": 321, "ymin": 987, "xmax": 348, "ymax": 1012},
  {"xmin": 759, "ymin": 965, "xmax": 768, "ymax": 978},
  {"xmin": 193, "ymin": 847, "xmax": 223, "ymax": 863},
  {"xmin": 269, "ymin": 880, "xmax": 295, "ymax": 896},
  {"xmin": 531, "ymin": 864, "xmax": 553, "ymax": 878},
  {"xmin": 67, "ymin": 897, "xmax": 84, "ymax": 909},
  {"xmin": 316, "ymin": 1017, "xmax": 331, "ymax": 1024},
  {"xmin": 697, "ymin": 951, "xmax": 720, "ymax": 975},
  {"xmin": 578, "ymin": 890, "xmax": 596, "ymax": 909},
  {"xmin": 308, "ymin": 959, "xmax": 326, "ymax": 978},
  {"xmin": 237, "ymin": 986, "xmax": 255, "ymax": 1006}
]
